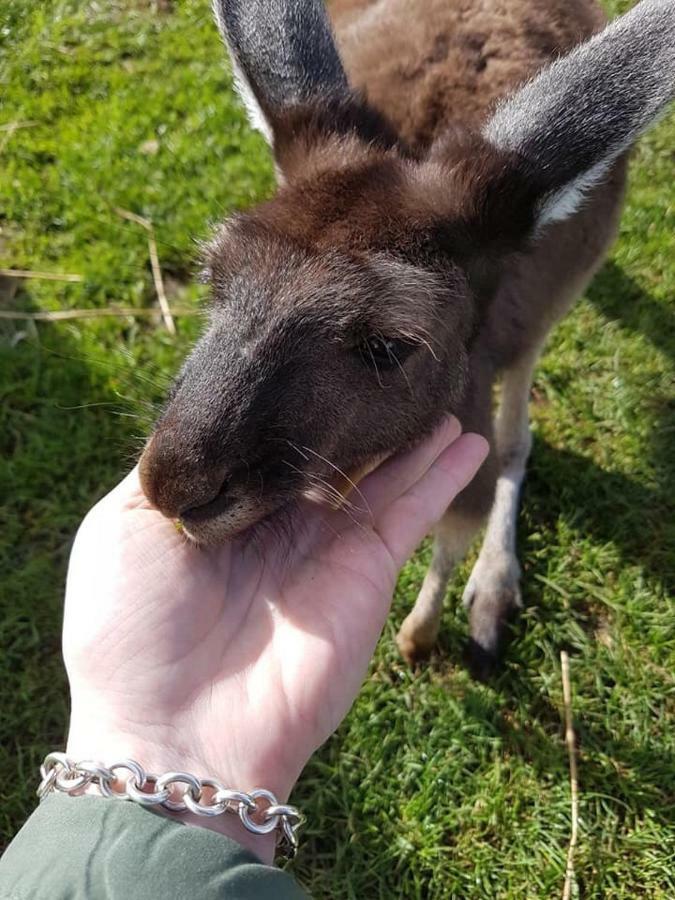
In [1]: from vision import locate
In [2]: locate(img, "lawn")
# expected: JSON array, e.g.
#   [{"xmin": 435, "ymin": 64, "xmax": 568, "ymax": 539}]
[{"xmin": 1, "ymin": 1, "xmax": 673, "ymax": 897}]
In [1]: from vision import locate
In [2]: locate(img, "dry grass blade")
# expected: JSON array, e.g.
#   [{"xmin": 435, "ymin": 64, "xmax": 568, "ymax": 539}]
[
  {"xmin": 0, "ymin": 268, "xmax": 83, "ymax": 283},
  {"xmin": 146, "ymin": 232, "xmax": 176, "ymax": 334},
  {"xmin": 0, "ymin": 120, "xmax": 40, "ymax": 132},
  {"xmin": 114, "ymin": 207, "xmax": 176, "ymax": 333},
  {"xmin": 113, "ymin": 207, "xmax": 152, "ymax": 229},
  {"xmin": 0, "ymin": 120, "xmax": 39, "ymax": 154},
  {"xmin": 561, "ymin": 650, "xmax": 579, "ymax": 900},
  {"xmin": 0, "ymin": 307, "xmax": 197, "ymax": 322}
]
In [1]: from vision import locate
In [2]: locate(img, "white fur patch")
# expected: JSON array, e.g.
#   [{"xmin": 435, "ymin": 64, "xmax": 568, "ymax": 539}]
[
  {"xmin": 536, "ymin": 157, "xmax": 612, "ymax": 228},
  {"xmin": 212, "ymin": 0, "xmax": 274, "ymax": 145},
  {"xmin": 230, "ymin": 56, "xmax": 274, "ymax": 145}
]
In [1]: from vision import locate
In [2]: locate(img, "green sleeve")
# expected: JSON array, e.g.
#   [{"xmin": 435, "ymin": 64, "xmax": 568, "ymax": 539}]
[{"xmin": 0, "ymin": 794, "xmax": 308, "ymax": 900}]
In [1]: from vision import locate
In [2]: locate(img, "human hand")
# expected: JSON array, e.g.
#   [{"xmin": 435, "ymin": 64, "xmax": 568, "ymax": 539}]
[{"xmin": 63, "ymin": 418, "xmax": 487, "ymax": 861}]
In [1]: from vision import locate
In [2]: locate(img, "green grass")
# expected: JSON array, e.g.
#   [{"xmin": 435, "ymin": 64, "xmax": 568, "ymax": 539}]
[{"xmin": 1, "ymin": 1, "xmax": 673, "ymax": 896}]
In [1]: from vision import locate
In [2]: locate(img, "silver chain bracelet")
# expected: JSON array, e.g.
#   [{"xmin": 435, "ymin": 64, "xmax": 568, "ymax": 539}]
[{"xmin": 38, "ymin": 752, "xmax": 303, "ymax": 859}]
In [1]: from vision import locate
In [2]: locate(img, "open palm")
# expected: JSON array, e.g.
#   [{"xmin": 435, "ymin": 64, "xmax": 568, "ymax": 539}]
[{"xmin": 63, "ymin": 419, "xmax": 486, "ymax": 850}]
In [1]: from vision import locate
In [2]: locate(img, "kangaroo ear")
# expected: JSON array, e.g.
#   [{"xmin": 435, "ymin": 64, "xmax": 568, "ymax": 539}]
[
  {"xmin": 483, "ymin": 0, "xmax": 675, "ymax": 232},
  {"xmin": 213, "ymin": 0, "xmax": 350, "ymax": 146}
]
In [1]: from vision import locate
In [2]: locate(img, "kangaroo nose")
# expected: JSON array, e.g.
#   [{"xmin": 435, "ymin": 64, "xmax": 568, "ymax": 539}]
[{"xmin": 139, "ymin": 429, "xmax": 229, "ymax": 519}]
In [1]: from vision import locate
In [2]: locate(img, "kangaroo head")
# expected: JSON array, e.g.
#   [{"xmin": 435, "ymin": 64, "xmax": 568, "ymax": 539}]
[{"xmin": 140, "ymin": 0, "xmax": 675, "ymax": 543}]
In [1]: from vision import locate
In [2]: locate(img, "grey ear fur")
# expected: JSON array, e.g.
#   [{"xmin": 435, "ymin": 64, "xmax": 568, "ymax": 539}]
[
  {"xmin": 484, "ymin": 0, "xmax": 675, "ymax": 229},
  {"xmin": 212, "ymin": 0, "xmax": 349, "ymax": 145}
]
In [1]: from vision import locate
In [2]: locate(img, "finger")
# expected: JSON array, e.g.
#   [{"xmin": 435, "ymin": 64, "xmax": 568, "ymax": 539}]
[
  {"xmin": 291, "ymin": 416, "xmax": 462, "ymax": 549},
  {"xmin": 353, "ymin": 416, "xmax": 462, "ymax": 520},
  {"xmin": 94, "ymin": 465, "xmax": 156, "ymax": 514},
  {"xmin": 373, "ymin": 433, "xmax": 488, "ymax": 567},
  {"xmin": 107, "ymin": 464, "xmax": 140, "ymax": 497}
]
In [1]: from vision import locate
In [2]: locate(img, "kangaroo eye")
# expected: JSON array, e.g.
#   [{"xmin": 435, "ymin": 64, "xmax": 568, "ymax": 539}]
[{"xmin": 358, "ymin": 336, "xmax": 414, "ymax": 370}]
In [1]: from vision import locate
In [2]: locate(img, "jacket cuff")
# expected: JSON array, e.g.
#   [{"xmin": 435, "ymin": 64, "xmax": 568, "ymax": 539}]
[{"xmin": 0, "ymin": 794, "xmax": 307, "ymax": 899}]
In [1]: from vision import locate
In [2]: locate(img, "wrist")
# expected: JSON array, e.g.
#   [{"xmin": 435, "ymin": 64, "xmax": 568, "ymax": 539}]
[
  {"xmin": 65, "ymin": 727, "xmax": 296, "ymax": 864},
  {"xmin": 66, "ymin": 715, "xmax": 298, "ymax": 802}
]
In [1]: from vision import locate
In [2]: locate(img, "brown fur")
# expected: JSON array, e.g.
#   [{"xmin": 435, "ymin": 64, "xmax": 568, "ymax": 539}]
[
  {"xmin": 321, "ymin": 0, "xmax": 626, "ymax": 513},
  {"xmin": 330, "ymin": 0, "xmax": 606, "ymax": 146}
]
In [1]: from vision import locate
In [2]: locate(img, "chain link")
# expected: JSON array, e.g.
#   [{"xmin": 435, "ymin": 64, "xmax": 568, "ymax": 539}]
[{"xmin": 38, "ymin": 753, "xmax": 302, "ymax": 858}]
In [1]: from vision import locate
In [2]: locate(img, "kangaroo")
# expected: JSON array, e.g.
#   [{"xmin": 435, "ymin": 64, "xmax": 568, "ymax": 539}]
[{"xmin": 139, "ymin": 0, "xmax": 675, "ymax": 677}]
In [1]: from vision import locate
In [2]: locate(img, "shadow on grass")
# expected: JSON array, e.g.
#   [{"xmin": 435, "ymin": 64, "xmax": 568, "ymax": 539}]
[
  {"xmin": 585, "ymin": 259, "xmax": 675, "ymax": 575},
  {"xmin": 462, "ymin": 679, "xmax": 675, "ymax": 830},
  {"xmin": 528, "ymin": 259, "xmax": 674, "ymax": 596},
  {"xmin": 586, "ymin": 259, "xmax": 675, "ymax": 365},
  {"xmin": 527, "ymin": 437, "xmax": 673, "ymax": 596},
  {"xmin": 0, "ymin": 289, "xmax": 171, "ymax": 846}
]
